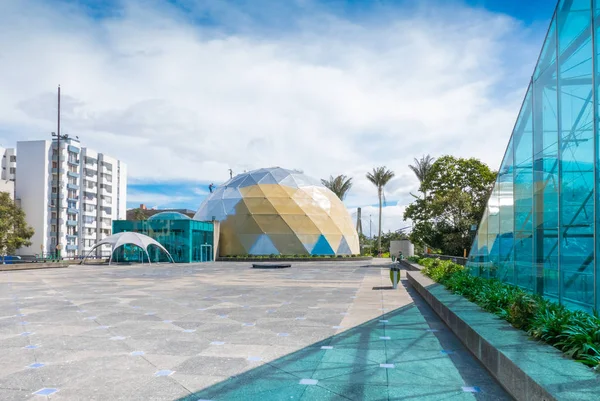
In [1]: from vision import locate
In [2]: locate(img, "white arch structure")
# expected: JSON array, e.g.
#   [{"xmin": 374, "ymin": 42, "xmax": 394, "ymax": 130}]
[{"xmin": 82, "ymin": 232, "xmax": 175, "ymax": 265}]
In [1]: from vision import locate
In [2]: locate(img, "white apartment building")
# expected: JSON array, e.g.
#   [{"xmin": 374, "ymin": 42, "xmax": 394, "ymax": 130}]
[
  {"xmin": 14, "ymin": 139, "xmax": 127, "ymax": 258},
  {"xmin": 0, "ymin": 146, "xmax": 16, "ymax": 199}
]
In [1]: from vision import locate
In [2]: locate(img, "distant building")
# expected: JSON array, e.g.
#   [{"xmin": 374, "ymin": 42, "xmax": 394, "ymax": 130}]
[
  {"xmin": 0, "ymin": 146, "xmax": 16, "ymax": 199},
  {"xmin": 14, "ymin": 138, "xmax": 127, "ymax": 257},
  {"xmin": 113, "ymin": 211, "xmax": 215, "ymax": 263},
  {"xmin": 126, "ymin": 204, "xmax": 195, "ymax": 220}
]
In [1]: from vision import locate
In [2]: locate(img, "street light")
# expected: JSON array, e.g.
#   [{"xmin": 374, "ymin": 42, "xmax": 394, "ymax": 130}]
[{"xmin": 51, "ymin": 85, "xmax": 69, "ymax": 260}]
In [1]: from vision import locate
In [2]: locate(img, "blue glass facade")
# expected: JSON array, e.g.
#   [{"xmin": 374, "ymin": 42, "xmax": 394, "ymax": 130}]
[
  {"xmin": 467, "ymin": 0, "xmax": 600, "ymax": 311},
  {"xmin": 112, "ymin": 217, "xmax": 214, "ymax": 263}
]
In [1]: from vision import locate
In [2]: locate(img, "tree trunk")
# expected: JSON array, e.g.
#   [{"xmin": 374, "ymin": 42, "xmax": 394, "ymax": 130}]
[{"xmin": 378, "ymin": 187, "xmax": 383, "ymax": 256}]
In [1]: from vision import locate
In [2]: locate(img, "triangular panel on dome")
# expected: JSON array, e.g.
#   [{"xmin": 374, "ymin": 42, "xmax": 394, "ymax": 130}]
[
  {"xmin": 311, "ymin": 235, "xmax": 335, "ymax": 256},
  {"xmin": 281, "ymin": 214, "xmax": 322, "ymax": 234},
  {"xmin": 222, "ymin": 187, "xmax": 242, "ymax": 199},
  {"xmin": 296, "ymin": 234, "xmax": 322, "ymax": 254},
  {"xmin": 222, "ymin": 198, "xmax": 241, "ymax": 215},
  {"xmin": 270, "ymin": 197, "xmax": 305, "ymax": 215},
  {"xmin": 249, "ymin": 234, "xmax": 279, "ymax": 255},
  {"xmin": 239, "ymin": 185, "xmax": 266, "ymax": 198},
  {"xmin": 238, "ymin": 233, "xmax": 261, "ymax": 253},
  {"xmin": 236, "ymin": 214, "xmax": 264, "ymax": 234},
  {"xmin": 269, "ymin": 234, "xmax": 307, "ymax": 255},
  {"xmin": 243, "ymin": 197, "xmax": 278, "ymax": 215},
  {"xmin": 258, "ymin": 184, "xmax": 290, "ymax": 198},
  {"xmin": 253, "ymin": 214, "xmax": 294, "ymax": 235},
  {"xmin": 324, "ymin": 234, "xmax": 343, "ymax": 253},
  {"xmin": 258, "ymin": 173, "xmax": 279, "ymax": 185},
  {"xmin": 250, "ymin": 170, "xmax": 270, "ymax": 184},
  {"xmin": 238, "ymin": 174, "xmax": 258, "ymax": 188},
  {"xmin": 269, "ymin": 168, "xmax": 291, "ymax": 183},
  {"xmin": 204, "ymin": 200, "xmax": 227, "ymax": 221},
  {"xmin": 337, "ymin": 237, "xmax": 352, "ymax": 255},
  {"xmin": 279, "ymin": 175, "xmax": 299, "ymax": 188},
  {"xmin": 291, "ymin": 174, "xmax": 313, "ymax": 187},
  {"xmin": 310, "ymin": 214, "xmax": 342, "ymax": 235}
]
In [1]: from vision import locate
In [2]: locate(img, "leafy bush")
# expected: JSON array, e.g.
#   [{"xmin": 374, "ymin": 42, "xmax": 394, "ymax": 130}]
[
  {"xmin": 407, "ymin": 256, "xmax": 421, "ymax": 263},
  {"xmin": 417, "ymin": 257, "xmax": 600, "ymax": 371}
]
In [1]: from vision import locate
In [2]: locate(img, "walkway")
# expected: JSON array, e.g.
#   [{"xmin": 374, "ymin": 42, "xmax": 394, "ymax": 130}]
[{"xmin": 0, "ymin": 261, "xmax": 510, "ymax": 400}]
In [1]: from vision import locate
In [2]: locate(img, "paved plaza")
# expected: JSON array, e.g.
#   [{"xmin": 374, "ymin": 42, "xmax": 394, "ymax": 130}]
[{"xmin": 0, "ymin": 261, "xmax": 511, "ymax": 400}]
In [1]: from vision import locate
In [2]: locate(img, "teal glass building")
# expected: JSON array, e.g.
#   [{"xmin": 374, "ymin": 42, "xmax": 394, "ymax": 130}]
[
  {"xmin": 112, "ymin": 212, "xmax": 214, "ymax": 263},
  {"xmin": 467, "ymin": 0, "xmax": 600, "ymax": 311}
]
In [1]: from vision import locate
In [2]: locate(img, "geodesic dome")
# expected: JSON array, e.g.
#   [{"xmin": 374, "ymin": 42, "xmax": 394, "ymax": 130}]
[{"xmin": 194, "ymin": 167, "xmax": 359, "ymax": 256}]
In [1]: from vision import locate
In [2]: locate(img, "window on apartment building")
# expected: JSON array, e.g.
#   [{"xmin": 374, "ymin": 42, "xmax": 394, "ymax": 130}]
[
  {"xmin": 67, "ymin": 227, "xmax": 76, "ymax": 236},
  {"xmin": 68, "ymin": 201, "xmax": 76, "ymax": 209},
  {"xmin": 50, "ymin": 237, "xmax": 56, "ymax": 245},
  {"xmin": 52, "ymin": 161, "xmax": 58, "ymax": 169},
  {"xmin": 9, "ymin": 167, "xmax": 15, "ymax": 174},
  {"xmin": 87, "ymin": 228, "xmax": 94, "ymax": 235},
  {"xmin": 51, "ymin": 212, "xmax": 57, "ymax": 219},
  {"xmin": 10, "ymin": 156, "xmax": 16, "ymax": 162},
  {"xmin": 68, "ymin": 177, "xmax": 77, "ymax": 185},
  {"xmin": 68, "ymin": 191, "xmax": 77, "ymax": 199},
  {"xmin": 102, "ymin": 217, "xmax": 111, "ymax": 225},
  {"xmin": 102, "ymin": 229, "xmax": 111, "ymax": 236},
  {"xmin": 86, "ymin": 181, "xmax": 96, "ymax": 189},
  {"xmin": 102, "ymin": 195, "xmax": 112, "ymax": 203},
  {"xmin": 84, "ymin": 216, "xmax": 96, "ymax": 224},
  {"xmin": 51, "ymin": 225, "xmax": 56, "ymax": 233},
  {"xmin": 51, "ymin": 186, "xmax": 57, "ymax": 193},
  {"xmin": 69, "ymin": 165, "xmax": 77, "ymax": 173}
]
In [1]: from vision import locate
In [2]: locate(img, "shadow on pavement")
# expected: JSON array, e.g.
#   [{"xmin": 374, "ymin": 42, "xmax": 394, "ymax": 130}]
[{"xmin": 176, "ymin": 275, "xmax": 512, "ymax": 401}]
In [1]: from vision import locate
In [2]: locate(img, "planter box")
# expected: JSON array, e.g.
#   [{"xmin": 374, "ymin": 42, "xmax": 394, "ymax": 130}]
[{"xmin": 407, "ymin": 270, "xmax": 600, "ymax": 401}]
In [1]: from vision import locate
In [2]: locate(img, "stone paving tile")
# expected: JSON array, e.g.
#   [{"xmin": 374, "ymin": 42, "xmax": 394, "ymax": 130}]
[{"xmin": 0, "ymin": 261, "xmax": 511, "ymax": 400}]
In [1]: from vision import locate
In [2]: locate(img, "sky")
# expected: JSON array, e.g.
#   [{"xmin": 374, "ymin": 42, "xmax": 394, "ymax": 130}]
[{"xmin": 0, "ymin": 0, "xmax": 556, "ymax": 233}]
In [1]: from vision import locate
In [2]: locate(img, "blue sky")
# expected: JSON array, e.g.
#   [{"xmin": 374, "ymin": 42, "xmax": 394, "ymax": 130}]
[{"xmin": 1, "ymin": 0, "xmax": 555, "ymax": 231}]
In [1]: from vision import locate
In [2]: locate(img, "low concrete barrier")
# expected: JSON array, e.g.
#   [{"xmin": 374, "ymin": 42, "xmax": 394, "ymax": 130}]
[
  {"xmin": 0, "ymin": 263, "xmax": 71, "ymax": 272},
  {"xmin": 407, "ymin": 270, "xmax": 600, "ymax": 401}
]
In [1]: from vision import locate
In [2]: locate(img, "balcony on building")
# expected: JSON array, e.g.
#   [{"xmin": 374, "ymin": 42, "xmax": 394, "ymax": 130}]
[
  {"xmin": 51, "ymin": 168, "xmax": 65, "ymax": 174},
  {"xmin": 67, "ymin": 171, "xmax": 79, "ymax": 179},
  {"xmin": 68, "ymin": 145, "xmax": 80, "ymax": 154},
  {"xmin": 67, "ymin": 207, "xmax": 78, "ymax": 215},
  {"xmin": 67, "ymin": 158, "xmax": 80, "ymax": 167},
  {"xmin": 51, "ymin": 193, "xmax": 64, "ymax": 200},
  {"xmin": 66, "ymin": 233, "xmax": 78, "ymax": 239},
  {"xmin": 67, "ymin": 183, "xmax": 79, "ymax": 191},
  {"xmin": 66, "ymin": 219, "xmax": 78, "ymax": 227},
  {"xmin": 66, "ymin": 244, "xmax": 78, "ymax": 251}
]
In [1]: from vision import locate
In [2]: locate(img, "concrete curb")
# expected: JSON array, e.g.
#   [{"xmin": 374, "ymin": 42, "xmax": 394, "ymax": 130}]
[
  {"xmin": 407, "ymin": 270, "xmax": 600, "ymax": 401},
  {"xmin": 0, "ymin": 263, "xmax": 70, "ymax": 272}
]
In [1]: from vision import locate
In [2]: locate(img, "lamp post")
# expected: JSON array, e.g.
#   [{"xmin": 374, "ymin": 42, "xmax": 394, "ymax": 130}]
[{"xmin": 51, "ymin": 85, "xmax": 68, "ymax": 260}]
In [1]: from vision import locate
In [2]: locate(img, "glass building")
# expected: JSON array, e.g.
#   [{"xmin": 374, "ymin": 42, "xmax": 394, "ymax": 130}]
[
  {"xmin": 467, "ymin": 0, "xmax": 600, "ymax": 312},
  {"xmin": 112, "ymin": 212, "xmax": 214, "ymax": 263}
]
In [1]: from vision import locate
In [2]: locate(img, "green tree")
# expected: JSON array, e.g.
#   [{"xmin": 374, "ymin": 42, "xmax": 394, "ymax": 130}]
[
  {"xmin": 409, "ymin": 154, "xmax": 435, "ymax": 198},
  {"xmin": 404, "ymin": 156, "xmax": 496, "ymax": 256},
  {"xmin": 366, "ymin": 166, "xmax": 395, "ymax": 256},
  {"xmin": 0, "ymin": 192, "xmax": 34, "ymax": 260},
  {"xmin": 321, "ymin": 175, "xmax": 353, "ymax": 200},
  {"xmin": 131, "ymin": 208, "xmax": 147, "ymax": 220}
]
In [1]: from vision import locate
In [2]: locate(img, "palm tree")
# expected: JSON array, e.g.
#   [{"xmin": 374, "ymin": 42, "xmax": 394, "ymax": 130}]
[
  {"xmin": 408, "ymin": 154, "xmax": 435, "ymax": 198},
  {"xmin": 321, "ymin": 175, "xmax": 353, "ymax": 200},
  {"xmin": 366, "ymin": 167, "xmax": 395, "ymax": 256}
]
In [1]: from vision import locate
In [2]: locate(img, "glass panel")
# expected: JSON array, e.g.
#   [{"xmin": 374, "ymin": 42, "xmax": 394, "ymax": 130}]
[
  {"xmin": 514, "ymin": 85, "xmax": 534, "ymax": 290},
  {"xmin": 558, "ymin": 0, "xmax": 594, "ymax": 310},
  {"xmin": 498, "ymin": 137, "xmax": 515, "ymax": 284},
  {"xmin": 533, "ymin": 22, "xmax": 560, "ymax": 300}
]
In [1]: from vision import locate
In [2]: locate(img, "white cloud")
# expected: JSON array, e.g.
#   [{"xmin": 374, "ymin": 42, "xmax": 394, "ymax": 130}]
[{"xmin": 0, "ymin": 0, "xmax": 543, "ymax": 215}]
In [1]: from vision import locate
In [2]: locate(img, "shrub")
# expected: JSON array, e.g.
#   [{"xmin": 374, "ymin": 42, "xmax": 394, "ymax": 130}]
[{"xmin": 415, "ymin": 257, "xmax": 600, "ymax": 371}]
